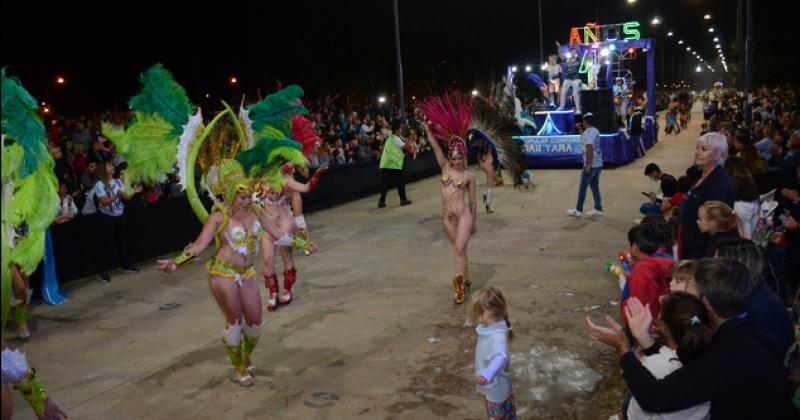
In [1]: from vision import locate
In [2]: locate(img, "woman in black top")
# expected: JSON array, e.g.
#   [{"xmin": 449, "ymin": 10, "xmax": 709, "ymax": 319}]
[{"xmin": 679, "ymin": 133, "xmax": 736, "ymax": 259}]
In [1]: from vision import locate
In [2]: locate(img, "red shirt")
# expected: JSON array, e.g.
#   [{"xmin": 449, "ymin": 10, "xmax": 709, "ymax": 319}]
[
  {"xmin": 621, "ymin": 256, "xmax": 675, "ymax": 326},
  {"xmin": 73, "ymin": 154, "xmax": 88, "ymax": 175}
]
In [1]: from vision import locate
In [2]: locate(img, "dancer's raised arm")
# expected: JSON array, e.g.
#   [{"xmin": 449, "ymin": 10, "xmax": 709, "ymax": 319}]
[{"xmin": 425, "ymin": 124, "xmax": 449, "ymax": 171}]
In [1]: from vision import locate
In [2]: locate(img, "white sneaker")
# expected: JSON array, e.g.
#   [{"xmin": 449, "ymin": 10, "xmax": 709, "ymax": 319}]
[
  {"xmin": 566, "ymin": 208, "xmax": 583, "ymax": 217},
  {"xmin": 586, "ymin": 209, "xmax": 604, "ymax": 217}
]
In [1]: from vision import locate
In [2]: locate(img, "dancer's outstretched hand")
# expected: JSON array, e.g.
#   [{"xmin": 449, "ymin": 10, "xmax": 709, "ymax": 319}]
[
  {"xmin": 157, "ymin": 259, "xmax": 177, "ymax": 273},
  {"xmin": 474, "ymin": 375, "xmax": 488, "ymax": 385}
]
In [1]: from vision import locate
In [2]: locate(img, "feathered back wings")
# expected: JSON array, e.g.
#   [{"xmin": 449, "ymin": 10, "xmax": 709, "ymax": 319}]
[
  {"xmin": 101, "ymin": 64, "xmax": 201, "ymax": 192},
  {"xmin": 470, "ymin": 97, "xmax": 527, "ymax": 183}
]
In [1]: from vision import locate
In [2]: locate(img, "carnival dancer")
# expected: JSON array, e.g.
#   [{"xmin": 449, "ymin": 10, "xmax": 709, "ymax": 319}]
[
  {"xmin": 468, "ymin": 89, "xmax": 528, "ymax": 213},
  {"xmin": 236, "ymin": 93, "xmax": 323, "ymax": 311},
  {"xmin": 2, "ymin": 68, "xmax": 67, "ymax": 419},
  {"xmin": 104, "ymin": 65, "xmax": 312, "ymax": 387},
  {"xmin": 469, "ymin": 130, "xmax": 499, "ymax": 214},
  {"xmin": 556, "ymin": 42, "xmax": 583, "ymax": 114},
  {"xmin": 287, "ymin": 115, "xmax": 325, "ymax": 248},
  {"xmin": 425, "ymin": 123, "xmax": 477, "ymax": 304},
  {"xmin": 158, "ymin": 160, "xmax": 301, "ymax": 386},
  {"xmin": 419, "ymin": 94, "xmax": 479, "ymax": 303},
  {"xmin": 613, "ymin": 77, "xmax": 629, "ymax": 121},
  {"xmin": 545, "ymin": 54, "xmax": 562, "ymax": 108}
]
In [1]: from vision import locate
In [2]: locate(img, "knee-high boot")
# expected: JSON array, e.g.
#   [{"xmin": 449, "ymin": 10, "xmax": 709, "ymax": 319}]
[
  {"xmin": 10, "ymin": 288, "xmax": 32, "ymax": 339},
  {"xmin": 279, "ymin": 268, "xmax": 297, "ymax": 305},
  {"xmin": 223, "ymin": 321, "xmax": 252, "ymax": 386},
  {"xmin": 241, "ymin": 322, "xmax": 265, "ymax": 375},
  {"xmin": 264, "ymin": 273, "xmax": 279, "ymax": 311}
]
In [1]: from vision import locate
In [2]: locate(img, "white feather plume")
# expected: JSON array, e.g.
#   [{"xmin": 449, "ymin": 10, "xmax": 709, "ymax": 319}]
[{"xmin": 177, "ymin": 108, "xmax": 203, "ymax": 191}]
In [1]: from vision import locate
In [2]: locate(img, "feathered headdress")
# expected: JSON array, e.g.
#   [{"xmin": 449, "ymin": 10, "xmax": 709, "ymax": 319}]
[
  {"xmin": 237, "ymin": 87, "xmax": 310, "ymax": 191},
  {"xmin": 290, "ymin": 114, "xmax": 322, "ymax": 157},
  {"xmin": 418, "ymin": 93, "xmax": 474, "ymax": 159}
]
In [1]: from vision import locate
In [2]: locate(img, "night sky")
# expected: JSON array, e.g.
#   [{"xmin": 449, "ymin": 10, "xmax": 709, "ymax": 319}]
[{"xmin": 2, "ymin": 0, "xmax": 798, "ymax": 116}]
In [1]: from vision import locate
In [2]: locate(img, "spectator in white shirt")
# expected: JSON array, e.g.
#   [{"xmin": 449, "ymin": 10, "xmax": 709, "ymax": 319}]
[{"xmin": 54, "ymin": 181, "xmax": 78, "ymax": 224}]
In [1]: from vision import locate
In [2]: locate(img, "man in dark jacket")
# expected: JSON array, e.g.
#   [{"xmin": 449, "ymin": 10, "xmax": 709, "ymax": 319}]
[{"xmin": 587, "ymin": 258, "xmax": 796, "ymax": 420}]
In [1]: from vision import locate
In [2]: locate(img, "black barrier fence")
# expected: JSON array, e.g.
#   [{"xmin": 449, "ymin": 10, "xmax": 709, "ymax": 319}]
[{"xmin": 30, "ymin": 152, "xmax": 440, "ymax": 289}]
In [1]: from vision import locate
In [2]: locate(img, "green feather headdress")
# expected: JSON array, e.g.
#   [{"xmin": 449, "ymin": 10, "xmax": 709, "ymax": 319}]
[
  {"xmin": 236, "ymin": 135, "xmax": 307, "ymax": 191},
  {"xmin": 1, "ymin": 68, "xmax": 49, "ymax": 178}
]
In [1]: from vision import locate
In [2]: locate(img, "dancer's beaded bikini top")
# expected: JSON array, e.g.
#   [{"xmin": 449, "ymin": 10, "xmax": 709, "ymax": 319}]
[
  {"xmin": 221, "ymin": 219, "xmax": 264, "ymax": 256},
  {"xmin": 441, "ymin": 174, "xmax": 468, "ymax": 190},
  {"xmin": 262, "ymin": 186, "xmax": 289, "ymax": 207}
]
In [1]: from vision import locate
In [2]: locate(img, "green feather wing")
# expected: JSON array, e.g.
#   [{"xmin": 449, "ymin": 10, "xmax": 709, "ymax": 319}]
[
  {"xmin": 9, "ymin": 157, "xmax": 59, "ymax": 231},
  {"xmin": 102, "ymin": 113, "xmax": 177, "ymax": 190},
  {"xmin": 1, "ymin": 68, "xmax": 49, "ymax": 178},
  {"xmin": 10, "ymin": 230, "xmax": 45, "ymax": 275},
  {"xmin": 128, "ymin": 64, "xmax": 193, "ymax": 137},
  {"xmin": 246, "ymin": 85, "xmax": 308, "ymax": 137}
]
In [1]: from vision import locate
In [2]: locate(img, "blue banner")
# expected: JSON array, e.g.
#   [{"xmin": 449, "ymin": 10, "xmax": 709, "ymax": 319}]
[{"xmin": 521, "ymin": 135, "xmax": 584, "ymax": 166}]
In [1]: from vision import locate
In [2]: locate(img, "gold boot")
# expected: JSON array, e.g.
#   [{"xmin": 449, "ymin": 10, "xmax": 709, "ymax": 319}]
[{"xmin": 453, "ymin": 274, "xmax": 466, "ymax": 304}]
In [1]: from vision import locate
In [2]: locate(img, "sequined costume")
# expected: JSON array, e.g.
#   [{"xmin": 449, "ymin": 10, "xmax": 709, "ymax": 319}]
[
  {"xmin": 103, "ymin": 65, "xmax": 313, "ymax": 388},
  {"xmin": 419, "ymin": 94, "xmax": 480, "ymax": 304}
]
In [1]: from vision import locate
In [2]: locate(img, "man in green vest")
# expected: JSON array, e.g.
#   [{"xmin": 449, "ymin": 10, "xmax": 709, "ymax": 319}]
[{"xmin": 378, "ymin": 120, "xmax": 413, "ymax": 208}]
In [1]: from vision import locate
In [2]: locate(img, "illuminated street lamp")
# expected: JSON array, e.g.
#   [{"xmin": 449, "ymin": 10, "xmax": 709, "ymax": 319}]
[
  {"xmin": 229, "ymin": 77, "xmax": 238, "ymax": 84},
  {"xmin": 713, "ymin": 37, "xmax": 719, "ymax": 42},
  {"xmin": 708, "ymin": 27, "xmax": 714, "ymax": 33},
  {"xmin": 678, "ymin": 40, "xmax": 684, "ymax": 45},
  {"xmin": 525, "ymin": 65, "xmax": 532, "ymax": 72},
  {"xmin": 378, "ymin": 96, "xmax": 386, "ymax": 104},
  {"xmin": 704, "ymin": 14, "xmax": 711, "ymax": 20},
  {"xmin": 511, "ymin": 65, "xmax": 518, "ymax": 72},
  {"xmin": 651, "ymin": 16, "xmax": 661, "ymax": 25},
  {"xmin": 471, "ymin": 89, "xmax": 479, "ymax": 97},
  {"xmin": 667, "ymin": 31, "xmax": 674, "ymax": 37},
  {"xmin": 55, "ymin": 76, "xmax": 65, "ymax": 85}
]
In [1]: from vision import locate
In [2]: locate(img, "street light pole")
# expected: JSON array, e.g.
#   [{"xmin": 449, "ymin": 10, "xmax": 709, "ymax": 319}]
[
  {"xmin": 744, "ymin": 0, "xmax": 753, "ymax": 126},
  {"xmin": 392, "ymin": 0, "xmax": 405, "ymax": 120},
  {"xmin": 538, "ymin": 0, "xmax": 544, "ymax": 67}
]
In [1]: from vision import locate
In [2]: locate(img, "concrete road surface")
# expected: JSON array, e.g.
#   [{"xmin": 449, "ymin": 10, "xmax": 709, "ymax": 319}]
[{"xmin": 6, "ymin": 109, "xmax": 702, "ymax": 419}]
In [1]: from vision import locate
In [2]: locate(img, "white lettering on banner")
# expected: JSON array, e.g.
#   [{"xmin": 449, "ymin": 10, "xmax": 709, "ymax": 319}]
[{"xmin": 522, "ymin": 136, "xmax": 583, "ymax": 156}]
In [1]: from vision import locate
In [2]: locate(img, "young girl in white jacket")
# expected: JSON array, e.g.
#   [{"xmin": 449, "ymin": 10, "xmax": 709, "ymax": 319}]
[{"xmin": 473, "ymin": 287, "xmax": 515, "ymax": 419}]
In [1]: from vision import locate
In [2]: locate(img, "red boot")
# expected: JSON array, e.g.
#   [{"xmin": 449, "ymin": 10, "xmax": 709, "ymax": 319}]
[
  {"xmin": 263, "ymin": 273, "xmax": 279, "ymax": 311},
  {"xmin": 279, "ymin": 268, "xmax": 296, "ymax": 305}
]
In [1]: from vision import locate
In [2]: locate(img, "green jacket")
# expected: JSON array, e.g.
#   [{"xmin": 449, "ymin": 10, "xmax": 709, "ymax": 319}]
[{"xmin": 379, "ymin": 134, "xmax": 405, "ymax": 170}]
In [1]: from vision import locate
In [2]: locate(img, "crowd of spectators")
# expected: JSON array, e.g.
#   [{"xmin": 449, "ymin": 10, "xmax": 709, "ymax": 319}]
[
  {"xmin": 43, "ymin": 94, "xmax": 437, "ymax": 223},
  {"xmin": 591, "ymin": 83, "xmax": 800, "ymax": 419},
  {"xmin": 303, "ymin": 94, "xmax": 432, "ymax": 168}
]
